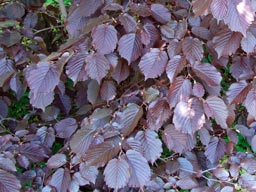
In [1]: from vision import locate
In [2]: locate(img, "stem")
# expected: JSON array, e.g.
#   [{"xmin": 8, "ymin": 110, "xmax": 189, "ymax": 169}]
[
  {"xmin": 33, "ymin": 25, "xmax": 64, "ymax": 35},
  {"xmin": 58, "ymin": 0, "xmax": 67, "ymax": 21}
]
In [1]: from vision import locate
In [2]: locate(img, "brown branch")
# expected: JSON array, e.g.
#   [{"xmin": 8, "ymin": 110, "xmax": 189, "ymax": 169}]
[{"xmin": 58, "ymin": 0, "xmax": 67, "ymax": 21}]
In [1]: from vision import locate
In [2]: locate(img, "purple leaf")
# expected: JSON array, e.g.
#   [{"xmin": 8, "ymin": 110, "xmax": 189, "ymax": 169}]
[
  {"xmin": 0, "ymin": 58, "xmax": 15, "ymax": 87},
  {"xmin": 176, "ymin": 177, "xmax": 198, "ymax": 189},
  {"xmin": 230, "ymin": 56, "xmax": 254, "ymax": 81},
  {"xmin": 166, "ymin": 55, "xmax": 186, "ymax": 83},
  {"xmin": 24, "ymin": 12, "xmax": 38, "ymax": 28},
  {"xmin": 92, "ymin": 24, "xmax": 118, "ymax": 54},
  {"xmin": 182, "ymin": 37, "xmax": 203, "ymax": 64},
  {"xmin": 212, "ymin": 28, "xmax": 242, "ymax": 58},
  {"xmin": 223, "ymin": 0, "xmax": 254, "ymax": 36},
  {"xmin": 192, "ymin": 83, "xmax": 205, "ymax": 97},
  {"xmin": 192, "ymin": 0, "xmax": 211, "ymax": 16},
  {"xmin": 111, "ymin": 60, "xmax": 129, "ymax": 84},
  {"xmin": 241, "ymin": 31, "xmax": 256, "ymax": 53},
  {"xmin": 191, "ymin": 26, "xmax": 211, "ymax": 40},
  {"xmin": 139, "ymin": 48, "xmax": 168, "ymax": 80},
  {"xmin": 79, "ymin": 163, "xmax": 98, "ymax": 184},
  {"xmin": 167, "ymin": 76, "xmax": 192, "ymax": 108},
  {"xmin": 54, "ymin": 118, "xmax": 78, "ymax": 139},
  {"xmin": 251, "ymin": 135, "xmax": 256, "ymax": 152},
  {"xmin": 213, "ymin": 167, "xmax": 229, "ymax": 181},
  {"xmin": 0, "ymin": 157, "xmax": 16, "ymax": 172},
  {"xmin": 205, "ymin": 137, "xmax": 226, "ymax": 163},
  {"xmin": 141, "ymin": 23, "xmax": 159, "ymax": 46},
  {"xmin": 135, "ymin": 130, "xmax": 163, "ymax": 163},
  {"xmin": 173, "ymin": 98, "xmax": 205, "ymax": 134},
  {"xmin": 78, "ymin": 0, "xmax": 103, "ymax": 17},
  {"xmin": 85, "ymin": 53, "xmax": 110, "ymax": 84},
  {"xmin": 118, "ymin": 33, "xmax": 142, "ymax": 64},
  {"xmin": 47, "ymin": 154, "xmax": 67, "ymax": 169},
  {"xmin": 119, "ymin": 13, "xmax": 137, "ymax": 33},
  {"xmin": 204, "ymin": 96, "xmax": 228, "ymax": 129},
  {"xmin": 48, "ymin": 168, "xmax": 71, "ymax": 192},
  {"xmin": 226, "ymin": 80, "xmax": 251, "ymax": 104},
  {"xmin": 150, "ymin": 3, "xmax": 171, "ymax": 24},
  {"xmin": 29, "ymin": 91, "xmax": 54, "ymax": 111},
  {"xmin": 192, "ymin": 62, "xmax": 222, "ymax": 86},
  {"xmin": 26, "ymin": 61, "xmax": 59, "ymax": 94},
  {"xmin": 4, "ymin": 2, "xmax": 25, "ymax": 19},
  {"xmin": 104, "ymin": 158, "xmax": 130, "ymax": 190},
  {"xmin": 163, "ymin": 124, "xmax": 194, "ymax": 154},
  {"xmin": 0, "ymin": 169, "xmax": 21, "ymax": 192},
  {"xmin": 36, "ymin": 126, "xmax": 55, "ymax": 148},
  {"xmin": 238, "ymin": 173, "xmax": 256, "ymax": 191},
  {"xmin": 100, "ymin": 80, "xmax": 116, "ymax": 102},
  {"xmin": 0, "ymin": 99, "xmax": 8, "ymax": 118},
  {"xmin": 118, "ymin": 103, "xmax": 143, "ymax": 137},
  {"xmin": 167, "ymin": 39, "xmax": 182, "ymax": 58},
  {"xmin": 210, "ymin": 0, "xmax": 228, "ymax": 21},
  {"xmin": 0, "ymin": 30, "xmax": 21, "ymax": 47},
  {"xmin": 130, "ymin": 2, "xmax": 151, "ymax": 17},
  {"xmin": 19, "ymin": 143, "xmax": 48, "ymax": 163},
  {"xmin": 244, "ymin": 86, "xmax": 256, "ymax": 118},
  {"xmin": 198, "ymin": 128, "xmax": 211, "ymax": 146},
  {"xmin": 70, "ymin": 127, "xmax": 95, "ymax": 156},
  {"xmin": 66, "ymin": 52, "xmax": 88, "ymax": 84},
  {"xmin": 241, "ymin": 158, "xmax": 256, "ymax": 174},
  {"xmin": 87, "ymin": 80, "xmax": 101, "ymax": 105},
  {"xmin": 126, "ymin": 150, "xmax": 151, "ymax": 188}
]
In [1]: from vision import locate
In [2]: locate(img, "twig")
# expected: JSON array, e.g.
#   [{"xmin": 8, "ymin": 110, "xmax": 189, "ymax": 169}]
[
  {"xmin": 33, "ymin": 25, "xmax": 65, "ymax": 35},
  {"xmin": 58, "ymin": 0, "xmax": 67, "ymax": 21}
]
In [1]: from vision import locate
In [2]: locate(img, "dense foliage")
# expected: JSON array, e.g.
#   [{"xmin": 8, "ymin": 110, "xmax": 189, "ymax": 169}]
[{"xmin": 0, "ymin": 0, "xmax": 256, "ymax": 191}]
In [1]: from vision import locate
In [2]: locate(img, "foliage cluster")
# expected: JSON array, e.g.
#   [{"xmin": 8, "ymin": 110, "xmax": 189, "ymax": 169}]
[{"xmin": 0, "ymin": 0, "xmax": 256, "ymax": 191}]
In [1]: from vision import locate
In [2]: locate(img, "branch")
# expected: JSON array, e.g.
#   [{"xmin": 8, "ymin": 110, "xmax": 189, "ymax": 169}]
[
  {"xmin": 33, "ymin": 25, "xmax": 64, "ymax": 35},
  {"xmin": 58, "ymin": 0, "xmax": 67, "ymax": 21}
]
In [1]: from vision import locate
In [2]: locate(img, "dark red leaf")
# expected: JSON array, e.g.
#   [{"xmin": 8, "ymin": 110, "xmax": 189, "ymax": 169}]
[
  {"xmin": 118, "ymin": 33, "xmax": 142, "ymax": 64},
  {"xmin": 139, "ymin": 48, "xmax": 168, "ymax": 80},
  {"xmin": 173, "ymin": 98, "xmax": 205, "ymax": 134},
  {"xmin": 104, "ymin": 158, "xmax": 130, "ymax": 190},
  {"xmin": 182, "ymin": 37, "xmax": 203, "ymax": 64},
  {"xmin": 84, "ymin": 138, "xmax": 121, "ymax": 167},
  {"xmin": 130, "ymin": 2, "xmax": 151, "ymax": 17},
  {"xmin": 0, "ymin": 99, "xmax": 8, "ymax": 118},
  {"xmin": 0, "ymin": 30, "xmax": 21, "ymax": 47},
  {"xmin": 92, "ymin": 24, "xmax": 118, "ymax": 54},
  {"xmin": 4, "ymin": 2, "xmax": 25, "ymax": 19},
  {"xmin": 226, "ymin": 80, "xmax": 251, "ymax": 104},
  {"xmin": 78, "ymin": 0, "xmax": 103, "ymax": 17},
  {"xmin": 212, "ymin": 28, "xmax": 242, "ymax": 58},
  {"xmin": 167, "ymin": 76, "xmax": 192, "ymax": 108}
]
